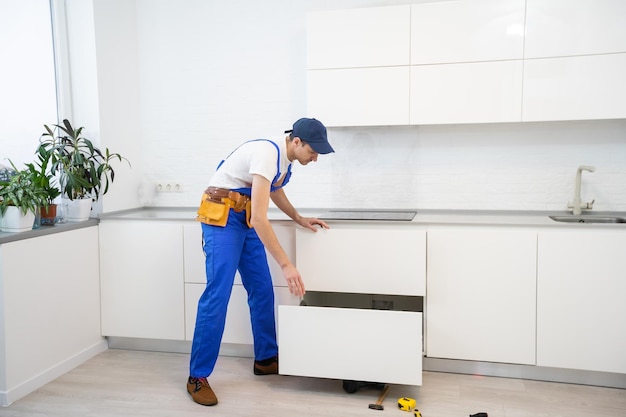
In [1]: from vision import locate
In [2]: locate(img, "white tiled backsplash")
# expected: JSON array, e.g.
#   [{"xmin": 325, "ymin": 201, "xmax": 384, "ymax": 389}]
[{"xmin": 149, "ymin": 120, "xmax": 626, "ymax": 212}]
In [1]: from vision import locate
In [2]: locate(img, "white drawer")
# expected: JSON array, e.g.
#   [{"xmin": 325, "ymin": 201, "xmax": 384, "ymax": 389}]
[
  {"xmin": 295, "ymin": 226, "xmax": 425, "ymax": 295},
  {"xmin": 278, "ymin": 305, "xmax": 422, "ymax": 386}
]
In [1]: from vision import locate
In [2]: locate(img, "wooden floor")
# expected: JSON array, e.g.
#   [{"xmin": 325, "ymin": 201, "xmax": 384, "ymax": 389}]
[{"xmin": 2, "ymin": 349, "xmax": 625, "ymax": 417}]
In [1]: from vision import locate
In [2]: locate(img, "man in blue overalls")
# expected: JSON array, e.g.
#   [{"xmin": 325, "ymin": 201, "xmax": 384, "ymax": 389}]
[{"xmin": 188, "ymin": 118, "xmax": 334, "ymax": 406}]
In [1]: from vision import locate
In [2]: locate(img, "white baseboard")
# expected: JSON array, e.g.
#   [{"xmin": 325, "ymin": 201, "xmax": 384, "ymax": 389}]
[{"xmin": 0, "ymin": 340, "xmax": 108, "ymax": 407}]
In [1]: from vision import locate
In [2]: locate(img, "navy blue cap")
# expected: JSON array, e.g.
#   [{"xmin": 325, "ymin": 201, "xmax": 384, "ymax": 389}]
[{"xmin": 285, "ymin": 118, "xmax": 334, "ymax": 154}]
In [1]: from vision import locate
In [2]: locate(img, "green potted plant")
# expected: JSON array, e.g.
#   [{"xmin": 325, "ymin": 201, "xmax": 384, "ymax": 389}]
[
  {"xmin": 38, "ymin": 119, "xmax": 129, "ymax": 221},
  {"xmin": 25, "ymin": 147, "xmax": 61, "ymax": 225},
  {"xmin": 0, "ymin": 161, "xmax": 48, "ymax": 232}
]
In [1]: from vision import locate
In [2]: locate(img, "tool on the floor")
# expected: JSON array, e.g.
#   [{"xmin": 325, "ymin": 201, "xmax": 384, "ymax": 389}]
[
  {"xmin": 469, "ymin": 413, "xmax": 488, "ymax": 417},
  {"xmin": 343, "ymin": 380, "xmax": 385, "ymax": 393},
  {"xmin": 398, "ymin": 397, "xmax": 417, "ymax": 411},
  {"xmin": 413, "ymin": 409, "xmax": 422, "ymax": 417},
  {"xmin": 368, "ymin": 384, "xmax": 391, "ymax": 410}
]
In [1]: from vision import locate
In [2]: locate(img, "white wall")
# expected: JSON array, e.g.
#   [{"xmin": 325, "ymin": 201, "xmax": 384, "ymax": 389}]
[
  {"xmin": 7, "ymin": 0, "xmax": 626, "ymax": 212},
  {"xmin": 130, "ymin": 0, "xmax": 625, "ymax": 211}
]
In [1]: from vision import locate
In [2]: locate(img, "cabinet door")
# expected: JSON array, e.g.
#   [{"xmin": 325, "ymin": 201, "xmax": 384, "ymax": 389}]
[
  {"xmin": 522, "ymin": 53, "xmax": 626, "ymax": 122},
  {"xmin": 410, "ymin": 0, "xmax": 525, "ymax": 64},
  {"xmin": 308, "ymin": 67, "xmax": 410, "ymax": 127},
  {"xmin": 537, "ymin": 230, "xmax": 626, "ymax": 374},
  {"xmin": 100, "ymin": 221, "xmax": 185, "ymax": 340},
  {"xmin": 279, "ymin": 306, "xmax": 422, "ymax": 385},
  {"xmin": 185, "ymin": 284, "xmax": 299, "ymax": 342},
  {"xmin": 410, "ymin": 60, "xmax": 523, "ymax": 124},
  {"xmin": 525, "ymin": 0, "xmax": 626, "ymax": 58},
  {"xmin": 307, "ymin": 5, "xmax": 410, "ymax": 69},
  {"xmin": 296, "ymin": 225, "xmax": 425, "ymax": 296},
  {"xmin": 426, "ymin": 228, "xmax": 537, "ymax": 365},
  {"xmin": 183, "ymin": 222, "xmax": 295, "ymax": 287}
]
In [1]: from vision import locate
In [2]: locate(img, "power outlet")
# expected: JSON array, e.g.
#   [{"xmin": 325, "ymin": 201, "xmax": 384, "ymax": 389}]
[{"xmin": 156, "ymin": 182, "xmax": 184, "ymax": 193}]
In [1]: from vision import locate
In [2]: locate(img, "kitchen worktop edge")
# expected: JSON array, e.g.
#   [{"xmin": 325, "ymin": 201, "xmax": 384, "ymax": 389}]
[{"xmin": 96, "ymin": 207, "xmax": 626, "ymax": 227}]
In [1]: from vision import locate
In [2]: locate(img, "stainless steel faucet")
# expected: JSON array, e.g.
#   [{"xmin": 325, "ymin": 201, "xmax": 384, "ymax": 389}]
[{"xmin": 568, "ymin": 165, "xmax": 595, "ymax": 215}]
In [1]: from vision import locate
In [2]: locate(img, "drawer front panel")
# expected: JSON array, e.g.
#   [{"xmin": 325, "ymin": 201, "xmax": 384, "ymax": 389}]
[
  {"xmin": 296, "ymin": 227, "xmax": 425, "ymax": 295},
  {"xmin": 278, "ymin": 305, "xmax": 422, "ymax": 385}
]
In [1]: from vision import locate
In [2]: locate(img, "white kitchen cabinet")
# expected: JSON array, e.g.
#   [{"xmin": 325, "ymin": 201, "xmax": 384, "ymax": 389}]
[
  {"xmin": 279, "ymin": 306, "xmax": 422, "ymax": 385},
  {"xmin": 307, "ymin": 66, "xmax": 410, "ymax": 127},
  {"xmin": 0, "ymin": 226, "xmax": 104, "ymax": 406},
  {"xmin": 279, "ymin": 224, "xmax": 425, "ymax": 386},
  {"xmin": 522, "ymin": 53, "xmax": 626, "ymax": 122},
  {"xmin": 410, "ymin": 60, "xmax": 523, "ymax": 124},
  {"xmin": 426, "ymin": 227, "xmax": 537, "ymax": 365},
  {"xmin": 183, "ymin": 221, "xmax": 295, "ymax": 288},
  {"xmin": 537, "ymin": 230, "xmax": 626, "ymax": 374},
  {"xmin": 525, "ymin": 0, "xmax": 626, "ymax": 59},
  {"xmin": 295, "ymin": 224, "xmax": 426, "ymax": 295},
  {"xmin": 100, "ymin": 221, "xmax": 185, "ymax": 340},
  {"xmin": 183, "ymin": 221, "xmax": 299, "ymax": 342},
  {"xmin": 185, "ymin": 284, "xmax": 297, "ymax": 343},
  {"xmin": 307, "ymin": 5, "xmax": 410, "ymax": 69},
  {"xmin": 410, "ymin": 0, "xmax": 525, "ymax": 65}
]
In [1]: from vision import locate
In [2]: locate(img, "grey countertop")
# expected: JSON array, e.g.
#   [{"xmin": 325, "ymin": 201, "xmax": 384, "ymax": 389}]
[
  {"xmin": 3, "ymin": 207, "xmax": 625, "ymax": 245},
  {"xmin": 97, "ymin": 206, "xmax": 626, "ymax": 227}
]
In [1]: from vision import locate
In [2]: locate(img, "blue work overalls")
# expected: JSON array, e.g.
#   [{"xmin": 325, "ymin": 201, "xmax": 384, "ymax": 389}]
[{"xmin": 190, "ymin": 140, "xmax": 292, "ymax": 378}]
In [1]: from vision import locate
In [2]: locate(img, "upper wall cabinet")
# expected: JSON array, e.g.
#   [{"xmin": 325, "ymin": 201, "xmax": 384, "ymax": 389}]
[
  {"xmin": 411, "ymin": 60, "xmax": 523, "ymax": 124},
  {"xmin": 525, "ymin": 0, "xmax": 626, "ymax": 59},
  {"xmin": 307, "ymin": 5, "xmax": 410, "ymax": 69},
  {"xmin": 522, "ymin": 53, "xmax": 626, "ymax": 122},
  {"xmin": 410, "ymin": 0, "xmax": 525, "ymax": 64},
  {"xmin": 308, "ymin": 66, "xmax": 410, "ymax": 127}
]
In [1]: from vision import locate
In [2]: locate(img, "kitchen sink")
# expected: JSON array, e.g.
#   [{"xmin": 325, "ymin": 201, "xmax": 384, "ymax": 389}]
[{"xmin": 549, "ymin": 215, "xmax": 626, "ymax": 224}]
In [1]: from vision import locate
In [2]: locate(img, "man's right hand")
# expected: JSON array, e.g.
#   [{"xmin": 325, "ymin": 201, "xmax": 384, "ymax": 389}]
[{"xmin": 282, "ymin": 263, "xmax": 306, "ymax": 297}]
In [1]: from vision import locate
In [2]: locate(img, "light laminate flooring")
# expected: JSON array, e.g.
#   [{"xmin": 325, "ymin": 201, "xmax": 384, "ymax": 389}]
[{"xmin": 1, "ymin": 349, "xmax": 625, "ymax": 417}]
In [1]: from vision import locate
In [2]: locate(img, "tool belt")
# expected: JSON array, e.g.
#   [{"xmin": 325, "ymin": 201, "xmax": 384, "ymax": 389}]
[{"xmin": 197, "ymin": 187, "xmax": 252, "ymax": 227}]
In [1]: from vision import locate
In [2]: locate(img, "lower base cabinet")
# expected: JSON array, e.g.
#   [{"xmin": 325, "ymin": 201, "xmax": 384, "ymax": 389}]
[
  {"xmin": 537, "ymin": 230, "xmax": 626, "ymax": 374},
  {"xmin": 278, "ymin": 305, "xmax": 422, "ymax": 385},
  {"xmin": 426, "ymin": 227, "xmax": 537, "ymax": 365}
]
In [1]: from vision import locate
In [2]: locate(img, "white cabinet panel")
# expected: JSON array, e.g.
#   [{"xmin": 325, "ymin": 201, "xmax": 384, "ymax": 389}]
[
  {"xmin": 525, "ymin": 0, "xmax": 626, "ymax": 58},
  {"xmin": 183, "ymin": 223, "xmax": 205, "ymax": 283},
  {"xmin": 522, "ymin": 54, "xmax": 626, "ymax": 122},
  {"xmin": 100, "ymin": 221, "xmax": 185, "ymax": 340},
  {"xmin": 308, "ymin": 67, "xmax": 410, "ymax": 127},
  {"xmin": 537, "ymin": 230, "xmax": 626, "ymax": 374},
  {"xmin": 426, "ymin": 228, "xmax": 536, "ymax": 365},
  {"xmin": 278, "ymin": 306, "xmax": 422, "ymax": 385},
  {"xmin": 183, "ymin": 222, "xmax": 295, "ymax": 287},
  {"xmin": 307, "ymin": 5, "xmax": 410, "ymax": 69},
  {"xmin": 410, "ymin": 60, "xmax": 523, "ymax": 124},
  {"xmin": 296, "ymin": 225, "xmax": 425, "ymax": 296},
  {"xmin": 185, "ymin": 284, "xmax": 299, "ymax": 342},
  {"xmin": 410, "ymin": 0, "xmax": 525, "ymax": 64}
]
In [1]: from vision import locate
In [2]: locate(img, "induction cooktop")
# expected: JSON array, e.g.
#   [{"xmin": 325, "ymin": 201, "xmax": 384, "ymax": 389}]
[{"xmin": 318, "ymin": 210, "xmax": 417, "ymax": 221}]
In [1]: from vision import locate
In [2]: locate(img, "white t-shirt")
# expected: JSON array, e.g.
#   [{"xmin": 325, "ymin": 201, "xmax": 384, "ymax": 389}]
[{"xmin": 209, "ymin": 139, "xmax": 292, "ymax": 191}]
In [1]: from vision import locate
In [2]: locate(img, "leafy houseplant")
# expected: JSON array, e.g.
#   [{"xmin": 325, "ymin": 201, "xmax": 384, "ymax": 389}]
[
  {"xmin": 40, "ymin": 119, "xmax": 129, "ymax": 201},
  {"xmin": 38, "ymin": 119, "xmax": 129, "ymax": 221},
  {"xmin": 26, "ymin": 147, "xmax": 61, "ymax": 224},
  {"xmin": 0, "ymin": 161, "xmax": 48, "ymax": 232}
]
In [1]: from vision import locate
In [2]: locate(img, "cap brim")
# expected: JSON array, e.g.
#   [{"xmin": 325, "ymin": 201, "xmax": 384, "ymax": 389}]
[{"xmin": 308, "ymin": 141, "xmax": 335, "ymax": 155}]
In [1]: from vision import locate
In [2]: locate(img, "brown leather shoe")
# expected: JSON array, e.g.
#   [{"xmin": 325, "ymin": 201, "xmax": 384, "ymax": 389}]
[
  {"xmin": 187, "ymin": 377, "xmax": 218, "ymax": 406},
  {"xmin": 253, "ymin": 356, "xmax": 278, "ymax": 375}
]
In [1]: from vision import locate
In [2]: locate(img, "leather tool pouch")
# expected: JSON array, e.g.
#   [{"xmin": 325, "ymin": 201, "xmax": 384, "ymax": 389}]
[
  {"xmin": 197, "ymin": 193, "xmax": 230, "ymax": 227},
  {"xmin": 245, "ymin": 200, "xmax": 252, "ymax": 228}
]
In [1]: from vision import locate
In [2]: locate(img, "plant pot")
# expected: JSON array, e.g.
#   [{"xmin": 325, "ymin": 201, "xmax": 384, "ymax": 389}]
[
  {"xmin": 0, "ymin": 206, "xmax": 36, "ymax": 232},
  {"xmin": 63, "ymin": 198, "xmax": 92, "ymax": 222},
  {"xmin": 40, "ymin": 204, "xmax": 57, "ymax": 226}
]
